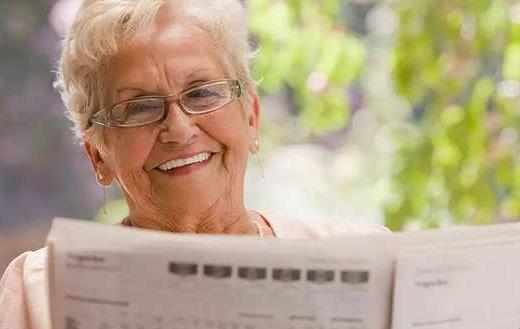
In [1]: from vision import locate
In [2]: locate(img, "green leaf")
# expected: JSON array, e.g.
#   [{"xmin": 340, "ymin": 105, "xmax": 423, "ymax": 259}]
[{"xmin": 503, "ymin": 43, "xmax": 520, "ymax": 79}]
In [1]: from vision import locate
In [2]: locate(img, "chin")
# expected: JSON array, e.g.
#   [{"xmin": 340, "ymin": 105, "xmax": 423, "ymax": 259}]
[{"xmin": 163, "ymin": 183, "xmax": 230, "ymax": 213}]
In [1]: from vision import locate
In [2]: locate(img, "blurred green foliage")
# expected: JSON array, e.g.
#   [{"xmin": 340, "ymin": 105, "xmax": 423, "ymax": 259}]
[
  {"xmin": 249, "ymin": 0, "xmax": 365, "ymax": 133},
  {"xmin": 387, "ymin": 0, "xmax": 520, "ymax": 230},
  {"xmin": 250, "ymin": 0, "xmax": 520, "ymax": 230}
]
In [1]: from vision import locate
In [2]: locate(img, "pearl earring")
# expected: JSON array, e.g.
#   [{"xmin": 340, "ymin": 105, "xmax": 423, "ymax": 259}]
[
  {"xmin": 250, "ymin": 140, "xmax": 259, "ymax": 154},
  {"xmin": 98, "ymin": 173, "xmax": 107, "ymax": 216},
  {"xmin": 251, "ymin": 140, "xmax": 265, "ymax": 178}
]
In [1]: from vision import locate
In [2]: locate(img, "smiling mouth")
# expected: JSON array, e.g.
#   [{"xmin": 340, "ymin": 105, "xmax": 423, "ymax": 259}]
[{"xmin": 155, "ymin": 152, "xmax": 215, "ymax": 174}]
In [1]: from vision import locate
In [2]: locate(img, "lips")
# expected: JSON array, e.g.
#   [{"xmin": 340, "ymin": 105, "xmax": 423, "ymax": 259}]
[
  {"xmin": 156, "ymin": 151, "xmax": 213, "ymax": 172},
  {"xmin": 157, "ymin": 152, "xmax": 216, "ymax": 176},
  {"xmin": 149, "ymin": 149, "xmax": 221, "ymax": 173}
]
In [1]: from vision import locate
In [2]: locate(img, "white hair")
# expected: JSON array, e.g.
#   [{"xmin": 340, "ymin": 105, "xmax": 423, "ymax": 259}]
[{"xmin": 55, "ymin": 0, "xmax": 255, "ymax": 147}]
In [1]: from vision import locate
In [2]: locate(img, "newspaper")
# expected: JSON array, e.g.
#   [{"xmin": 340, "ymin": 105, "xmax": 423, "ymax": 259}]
[{"xmin": 46, "ymin": 218, "xmax": 520, "ymax": 329}]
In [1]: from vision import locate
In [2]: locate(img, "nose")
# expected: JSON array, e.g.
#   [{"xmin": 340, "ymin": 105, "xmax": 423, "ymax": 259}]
[{"xmin": 158, "ymin": 101, "xmax": 199, "ymax": 145}]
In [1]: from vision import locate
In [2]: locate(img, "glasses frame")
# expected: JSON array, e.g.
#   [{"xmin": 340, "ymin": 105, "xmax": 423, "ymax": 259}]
[{"xmin": 89, "ymin": 79, "xmax": 243, "ymax": 128}]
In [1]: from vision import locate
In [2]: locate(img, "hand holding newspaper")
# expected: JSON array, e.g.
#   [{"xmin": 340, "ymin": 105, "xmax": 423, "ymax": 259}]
[{"xmin": 47, "ymin": 218, "xmax": 520, "ymax": 329}]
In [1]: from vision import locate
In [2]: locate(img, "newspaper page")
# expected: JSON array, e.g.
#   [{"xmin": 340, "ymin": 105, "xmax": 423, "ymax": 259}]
[
  {"xmin": 47, "ymin": 218, "xmax": 396, "ymax": 329},
  {"xmin": 47, "ymin": 218, "xmax": 520, "ymax": 329},
  {"xmin": 392, "ymin": 239, "xmax": 520, "ymax": 329}
]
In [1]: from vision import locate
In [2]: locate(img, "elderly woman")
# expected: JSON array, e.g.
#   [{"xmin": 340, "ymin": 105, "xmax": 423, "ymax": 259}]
[{"xmin": 0, "ymin": 0, "xmax": 387, "ymax": 328}]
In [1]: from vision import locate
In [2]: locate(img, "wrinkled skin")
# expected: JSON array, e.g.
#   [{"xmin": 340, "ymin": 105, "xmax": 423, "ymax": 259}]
[{"xmin": 84, "ymin": 11, "xmax": 272, "ymax": 236}]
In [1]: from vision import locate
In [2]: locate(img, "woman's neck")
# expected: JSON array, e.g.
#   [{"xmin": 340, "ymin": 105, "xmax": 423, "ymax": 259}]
[{"xmin": 122, "ymin": 209, "xmax": 274, "ymax": 236}]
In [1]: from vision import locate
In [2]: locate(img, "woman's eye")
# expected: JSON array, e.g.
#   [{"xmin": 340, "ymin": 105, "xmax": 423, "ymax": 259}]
[
  {"xmin": 127, "ymin": 100, "xmax": 162, "ymax": 113},
  {"xmin": 187, "ymin": 88, "xmax": 220, "ymax": 99},
  {"xmin": 110, "ymin": 99, "xmax": 164, "ymax": 124}
]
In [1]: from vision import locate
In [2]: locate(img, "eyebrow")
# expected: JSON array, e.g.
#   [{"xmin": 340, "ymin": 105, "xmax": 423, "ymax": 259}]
[
  {"xmin": 116, "ymin": 87, "xmax": 146, "ymax": 96},
  {"xmin": 115, "ymin": 69, "xmax": 215, "ymax": 96}
]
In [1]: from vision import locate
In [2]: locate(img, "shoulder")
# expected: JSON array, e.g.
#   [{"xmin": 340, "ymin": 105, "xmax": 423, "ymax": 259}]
[
  {"xmin": 0, "ymin": 247, "xmax": 50, "ymax": 329},
  {"xmin": 261, "ymin": 212, "xmax": 390, "ymax": 239}
]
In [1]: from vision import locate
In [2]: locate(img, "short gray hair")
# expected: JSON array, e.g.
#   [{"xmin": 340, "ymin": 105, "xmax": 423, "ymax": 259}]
[{"xmin": 55, "ymin": 0, "xmax": 255, "ymax": 147}]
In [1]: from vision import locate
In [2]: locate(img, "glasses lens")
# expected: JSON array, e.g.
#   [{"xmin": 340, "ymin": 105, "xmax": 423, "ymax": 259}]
[
  {"xmin": 111, "ymin": 98, "xmax": 165, "ymax": 127},
  {"xmin": 181, "ymin": 82, "xmax": 235, "ymax": 113}
]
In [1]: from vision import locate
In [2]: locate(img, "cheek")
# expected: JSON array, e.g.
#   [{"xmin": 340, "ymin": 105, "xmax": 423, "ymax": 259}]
[
  {"xmin": 205, "ymin": 109, "xmax": 250, "ymax": 150},
  {"xmin": 203, "ymin": 111, "xmax": 251, "ymax": 185},
  {"xmin": 108, "ymin": 131, "xmax": 156, "ymax": 183},
  {"xmin": 203, "ymin": 112, "xmax": 250, "ymax": 168}
]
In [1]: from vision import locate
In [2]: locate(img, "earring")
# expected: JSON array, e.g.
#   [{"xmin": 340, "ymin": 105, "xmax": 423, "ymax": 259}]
[
  {"xmin": 98, "ymin": 173, "xmax": 107, "ymax": 217},
  {"xmin": 102, "ymin": 185, "xmax": 107, "ymax": 216},
  {"xmin": 250, "ymin": 140, "xmax": 266, "ymax": 178}
]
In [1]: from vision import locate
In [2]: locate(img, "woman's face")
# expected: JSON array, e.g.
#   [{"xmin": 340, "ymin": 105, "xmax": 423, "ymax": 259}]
[{"xmin": 86, "ymin": 16, "xmax": 259, "ymax": 229}]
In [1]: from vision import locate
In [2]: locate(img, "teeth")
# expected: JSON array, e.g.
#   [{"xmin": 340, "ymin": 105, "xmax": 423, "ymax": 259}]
[{"xmin": 158, "ymin": 152, "xmax": 211, "ymax": 171}]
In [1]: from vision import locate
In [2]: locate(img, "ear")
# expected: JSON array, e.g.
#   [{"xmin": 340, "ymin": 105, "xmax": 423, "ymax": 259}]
[
  {"xmin": 247, "ymin": 91, "xmax": 261, "ymax": 143},
  {"xmin": 83, "ymin": 139, "xmax": 115, "ymax": 186}
]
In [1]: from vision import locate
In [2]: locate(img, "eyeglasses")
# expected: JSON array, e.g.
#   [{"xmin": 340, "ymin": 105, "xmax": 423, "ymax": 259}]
[{"xmin": 89, "ymin": 79, "xmax": 243, "ymax": 128}]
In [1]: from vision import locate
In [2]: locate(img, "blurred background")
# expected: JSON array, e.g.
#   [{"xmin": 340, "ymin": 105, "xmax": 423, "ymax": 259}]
[{"xmin": 1, "ymin": 0, "xmax": 519, "ymax": 273}]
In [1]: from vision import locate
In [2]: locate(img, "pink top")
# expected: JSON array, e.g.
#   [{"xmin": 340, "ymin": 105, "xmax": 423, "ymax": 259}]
[{"xmin": 0, "ymin": 216, "xmax": 389, "ymax": 329}]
